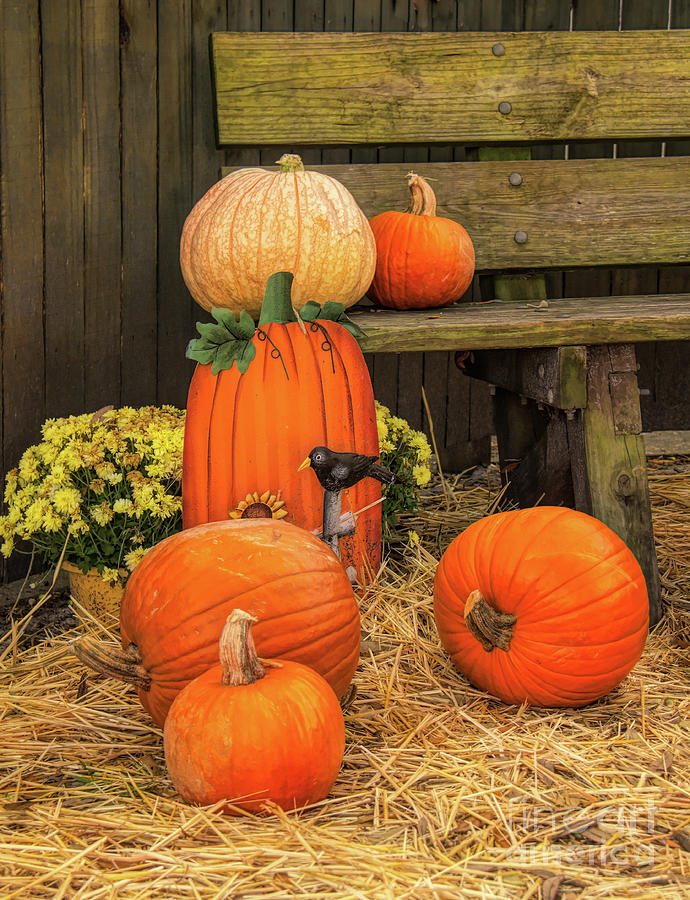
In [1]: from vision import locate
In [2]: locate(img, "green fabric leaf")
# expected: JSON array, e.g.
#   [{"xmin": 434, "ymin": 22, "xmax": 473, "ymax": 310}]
[
  {"xmin": 210, "ymin": 307, "xmax": 241, "ymax": 329},
  {"xmin": 320, "ymin": 301, "xmax": 346, "ymax": 321},
  {"xmin": 197, "ymin": 321, "xmax": 232, "ymax": 345},
  {"xmin": 186, "ymin": 340, "xmax": 217, "ymax": 365},
  {"xmin": 299, "ymin": 301, "xmax": 321, "ymax": 322},
  {"xmin": 211, "ymin": 342, "xmax": 237, "ymax": 376},
  {"xmin": 235, "ymin": 340, "xmax": 256, "ymax": 374},
  {"xmin": 235, "ymin": 310, "xmax": 257, "ymax": 340},
  {"xmin": 188, "ymin": 308, "xmax": 258, "ymax": 375}
]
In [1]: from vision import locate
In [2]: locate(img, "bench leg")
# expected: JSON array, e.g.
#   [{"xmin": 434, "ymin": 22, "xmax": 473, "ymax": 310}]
[
  {"xmin": 580, "ymin": 344, "xmax": 662, "ymax": 625},
  {"xmin": 475, "ymin": 344, "xmax": 662, "ymax": 625}
]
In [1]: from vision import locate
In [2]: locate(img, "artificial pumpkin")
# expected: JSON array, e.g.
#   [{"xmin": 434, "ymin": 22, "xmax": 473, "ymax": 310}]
[
  {"xmin": 164, "ymin": 609, "xmax": 345, "ymax": 814},
  {"xmin": 367, "ymin": 172, "xmax": 475, "ymax": 310},
  {"xmin": 72, "ymin": 518, "xmax": 360, "ymax": 727},
  {"xmin": 433, "ymin": 507, "xmax": 649, "ymax": 708},
  {"xmin": 183, "ymin": 271, "xmax": 381, "ymax": 579},
  {"xmin": 180, "ymin": 153, "xmax": 376, "ymax": 320}
]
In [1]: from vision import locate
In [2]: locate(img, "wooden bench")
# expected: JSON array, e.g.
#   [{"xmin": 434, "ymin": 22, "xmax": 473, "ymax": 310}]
[{"xmin": 211, "ymin": 30, "xmax": 690, "ymax": 625}]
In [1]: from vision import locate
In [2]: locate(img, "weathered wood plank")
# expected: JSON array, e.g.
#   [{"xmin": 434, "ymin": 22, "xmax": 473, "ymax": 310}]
[
  {"xmin": 82, "ymin": 0, "xmax": 122, "ymax": 410},
  {"xmin": 192, "ymin": 1, "xmax": 228, "ymax": 201},
  {"xmin": 157, "ymin": 0, "xmax": 195, "ymax": 407},
  {"xmin": 0, "ymin": 0, "xmax": 45, "ymax": 474},
  {"xmin": 464, "ymin": 347, "xmax": 588, "ymax": 410},
  {"xmin": 352, "ymin": 294, "xmax": 690, "ymax": 353},
  {"xmin": 212, "ymin": 30, "xmax": 690, "ymax": 146},
  {"xmin": 221, "ymin": 157, "xmax": 690, "ymax": 270},
  {"xmin": 643, "ymin": 430, "xmax": 690, "ymax": 456},
  {"xmin": 41, "ymin": 0, "xmax": 85, "ymax": 418},
  {"xmin": 121, "ymin": 0, "xmax": 158, "ymax": 408},
  {"xmin": 582, "ymin": 345, "xmax": 662, "ymax": 624}
]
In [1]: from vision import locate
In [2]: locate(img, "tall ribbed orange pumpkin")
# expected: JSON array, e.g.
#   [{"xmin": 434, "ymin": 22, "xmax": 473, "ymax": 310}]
[
  {"xmin": 72, "ymin": 518, "xmax": 361, "ymax": 727},
  {"xmin": 434, "ymin": 507, "xmax": 649, "ymax": 708},
  {"xmin": 183, "ymin": 272, "xmax": 381, "ymax": 579},
  {"xmin": 180, "ymin": 154, "xmax": 376, "ymax": 320},
  {"xmin": 368, "ymin": 172, "xmax": 475, "ymax": 310}
]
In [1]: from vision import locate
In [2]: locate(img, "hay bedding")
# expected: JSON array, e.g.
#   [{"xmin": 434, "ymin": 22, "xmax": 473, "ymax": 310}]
[{"xmin": 1, "ymin": 459, "xmax": 689, "ymax": 899}]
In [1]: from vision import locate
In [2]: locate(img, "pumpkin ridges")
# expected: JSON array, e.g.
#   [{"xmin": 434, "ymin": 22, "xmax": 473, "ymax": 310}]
[
  {"xmin": 227, "ymin": 171, "xmax": 272, "ymax": 302},
  {"xmin": 368, "ymin": 173, "xmax": 475, "ymax": 310},
  {"xmin": 182, "ymin": 306, "xmax": 380, "ymax": 574},
  {"xmin": 164, "ymin": 655, "xmax": 345, "ymax": 811},
  {"xmin": 180, "ymin": 160, "xmax": 375, "ymax": 318},
  {"xmin": 181, "ymin": 366, "xmax": 218, "ymax": 529},
  {"xmin": 516, "ymin": 631, "xmax": 647, "ymax": 679},
  {"xmin": 433, "ymin": 506, "xmax": 649, "ymax": 708},
  {"xmin": 144, "ymin": 567, "xmax": 355, "ymax": 671},
  {"xmin": 187, "ymin": 170, "xmax": 266, "ymax": 310},
  {"xmin": 116, "ymin": 519, "xmax": 361, "ymax": 724},
  {"xmin": 179, "ymin": 172, "xmax": 241, "ymax": 307}
]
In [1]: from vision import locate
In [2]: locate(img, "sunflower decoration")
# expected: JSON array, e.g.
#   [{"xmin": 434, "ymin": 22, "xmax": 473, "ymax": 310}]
[{"xmin": 229, "ymin": 490, "xmax": 287, "ymax": 521}]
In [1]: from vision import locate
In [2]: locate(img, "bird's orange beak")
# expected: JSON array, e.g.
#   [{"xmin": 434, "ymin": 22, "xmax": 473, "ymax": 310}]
[{"xmin": 297, "ymin": 456, "xmax": 311, "ymax": 472}]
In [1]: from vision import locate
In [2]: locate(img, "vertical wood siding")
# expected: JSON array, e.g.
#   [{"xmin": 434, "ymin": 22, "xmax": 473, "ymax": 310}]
[{"xmin": 1, "ymin": 0, "xmax": 688, "ymax": 581}]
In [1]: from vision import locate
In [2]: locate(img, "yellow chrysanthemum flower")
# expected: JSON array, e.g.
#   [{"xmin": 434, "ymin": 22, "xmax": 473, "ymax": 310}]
[
  {"xmin": 91, "ymin": 503, "xmax": 114, "ymax": 526},
  {"xmin": 124, "ymin": 547, "xmax": 148, "ymax": 572}
]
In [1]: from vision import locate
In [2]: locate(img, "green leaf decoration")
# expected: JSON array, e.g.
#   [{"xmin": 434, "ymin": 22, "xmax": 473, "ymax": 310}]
[
  {"xmin": 196, "ymin": 321, "xmax": 231, "ymax": 344},
  {"xmin": 320, "ymin": 301, "xmax": 346, "ymax": 321},
  {"xmin": 296, "ymin": 299, "xmax": 362, "ymax": 338},
  {"xmin": 211, "ymin": 342, "xmax": 237, "ymax": 376},
  {"xmin": 235, "ymin": 340, "xmax": 256, "ymax": 374},
  {"xmin": 299, "ymin": 301, "xmax": 321, "ymax": 322},
  {"xmin": 186, "ymin": 307, "xmax": 259, "ymax": 375},
  {"xmin": 235, "ymin": 310, "xmax": 257, "ymax": 340},
  {"xmin": 185, "ymin": 339, "xmax": 217, "ymax": 366}
]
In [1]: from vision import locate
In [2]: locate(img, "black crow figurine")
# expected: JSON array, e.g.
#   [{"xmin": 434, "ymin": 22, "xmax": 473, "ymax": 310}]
[
  {"xmin": 298, "ymin": 446, "xmax": 395, "ymax": 492},
  {"xmin": 298, "ymin": 447, "xmax": 395, "ymax": 571}
]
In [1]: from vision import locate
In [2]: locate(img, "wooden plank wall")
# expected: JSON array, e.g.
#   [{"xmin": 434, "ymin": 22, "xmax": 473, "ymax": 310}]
[{"xmin": 1, "ymin": 0, "xmax": 688, "ymax": 582}]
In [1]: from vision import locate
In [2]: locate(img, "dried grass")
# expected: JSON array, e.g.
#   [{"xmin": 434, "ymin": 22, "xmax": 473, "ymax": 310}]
[{"xmin": 1, "ymin": 458, "xmax": 689, "ymax": 899}]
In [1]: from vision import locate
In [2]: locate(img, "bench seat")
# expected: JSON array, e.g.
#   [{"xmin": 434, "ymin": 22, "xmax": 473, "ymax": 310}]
[{"xmin": 354, "ymin": 294, "xmax": 690, "ymax": 354}]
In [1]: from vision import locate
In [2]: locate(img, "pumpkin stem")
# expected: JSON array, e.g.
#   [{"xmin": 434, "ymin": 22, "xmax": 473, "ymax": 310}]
[
  {"xmin": 464, "ymin": 590, "xmax": 516, "ymax": 652},
  {"xmin": 406, "ymin": 172, "xmax": 437, "ymax": 217},
  {"xmin": 258, "ymin": 271, "xmax": 298, "ymax": 325},
  {"xmin": 220, "ymin": 609, "xmax": 266, "ymax": 686},
  {"xmin": 71, "ymin": 638, "xmax": 151, "ymax": 691},
  {"xmin": 277, "ymin": 153, "xmax": 305, "ymax": 173}
]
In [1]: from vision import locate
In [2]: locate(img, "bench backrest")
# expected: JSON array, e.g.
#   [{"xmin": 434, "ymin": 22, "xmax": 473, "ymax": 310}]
[{"xmin": 211, "ymin": 31, "xmax": 690, "ymax": 273}]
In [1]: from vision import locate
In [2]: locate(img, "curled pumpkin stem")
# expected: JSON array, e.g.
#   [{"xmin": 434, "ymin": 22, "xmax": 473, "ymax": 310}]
[
  {"xmin": 71, "ymin": 638, "xmax": 151, "ymax": 691},
  {"xmin": 406, "ymin": 172, "xmax": 437, "ymax": 217},
  {"xmin": 464, "ymin": 590, "xmax": 516, "ymax": 653},
  {"xmin": 220, "ymin": 610, "xmax": 266, "ymax": 686},
  {"xmin": 277, "ymin": 153, "xmax": 305, "ymax": 173}
]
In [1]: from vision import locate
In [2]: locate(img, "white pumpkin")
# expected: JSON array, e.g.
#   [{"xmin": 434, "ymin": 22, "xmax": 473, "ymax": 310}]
[{"xmin": 180, "ymin": 154, "xmax": 376, "ymax": 319}]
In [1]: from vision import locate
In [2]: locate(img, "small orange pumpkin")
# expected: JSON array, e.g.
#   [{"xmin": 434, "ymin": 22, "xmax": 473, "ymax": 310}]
[
  {"xmin": 164, "ymin": 609, "xmax": 345, "ymax": 813},
  {"xmin": 433, "ymin": 507, "xmax": 649, "ymax": 707},
  {"xmin": 72, "ymin": 518, "xmax": 360, "ymax": 726},
  {"xmin": 367, "ymin": 172, "xmax": 475, "ymax": 310}
]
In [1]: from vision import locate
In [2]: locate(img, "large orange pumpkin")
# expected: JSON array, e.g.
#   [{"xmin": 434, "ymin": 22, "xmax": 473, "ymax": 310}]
[
  {"xmin": 433, "ymin": 507, "xmax": 649, "ymax": 707},
  {"xmin": 368, "ymin": 172, "xmax": 475, "ymax": 310},
  {"xmin": 72, "ymin": 518, "xmax": 360, "ymax": 727},
  {"xmin": 180, "ymin": 154, "xmax": 376, "ymax": 320},
  {"xmin": 164, "ymin": 609, "xmax": 345, "ymax": 814},
  {"xmin": 183, "ymin": 271, "xmax": 381, "ymax": 579}
]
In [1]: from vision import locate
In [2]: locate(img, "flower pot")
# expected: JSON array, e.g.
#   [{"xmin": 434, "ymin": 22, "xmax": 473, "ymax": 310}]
[{"xmin": 62, "ymin": 561, "xmax": 125, "ymax": 626}]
